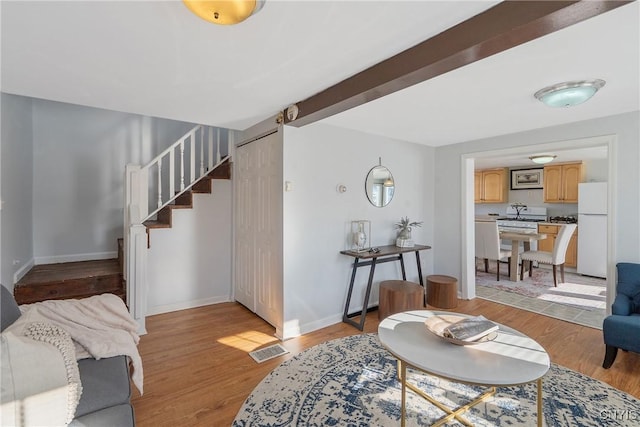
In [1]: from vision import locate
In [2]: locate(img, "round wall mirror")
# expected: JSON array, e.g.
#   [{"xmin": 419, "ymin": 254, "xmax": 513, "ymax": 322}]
[{"xmin": 365, "ymin": 165, "xmax": 395, "ymax": 207}]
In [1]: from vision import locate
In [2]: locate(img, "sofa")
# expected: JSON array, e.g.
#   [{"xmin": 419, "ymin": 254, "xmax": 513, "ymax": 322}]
[
  {"xmin": 1, "ymin": 285, "xmax": 135, "ymax": 426},
  {"xmin": 602, "ymin": 262, "xmax": 640, "ymax": 368}
]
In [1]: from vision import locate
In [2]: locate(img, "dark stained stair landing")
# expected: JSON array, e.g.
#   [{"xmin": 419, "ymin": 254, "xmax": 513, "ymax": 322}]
[{"xmin": 14, "ymin": 259, "xmax": 125, "ymax": 305}]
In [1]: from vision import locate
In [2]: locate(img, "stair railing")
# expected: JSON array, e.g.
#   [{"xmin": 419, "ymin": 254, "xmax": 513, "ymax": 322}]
[{"xmin": 124, "ymin": 125, "xmax": 234, "ymax": 333}]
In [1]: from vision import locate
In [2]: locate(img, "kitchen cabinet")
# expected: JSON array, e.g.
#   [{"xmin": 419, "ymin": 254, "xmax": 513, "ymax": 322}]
[
  {"xmin": 543, "ymin": 162, "xmax": 583, "ymax": 203},
  {"xmin": 475, "ymin": 168, "xmax": 508, "ymax": 203},
  {"xmin": 538, "ymin": 224, "xmax": 578, "ymax": 268}
]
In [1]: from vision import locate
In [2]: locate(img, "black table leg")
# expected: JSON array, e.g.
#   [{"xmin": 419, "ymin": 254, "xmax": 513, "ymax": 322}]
[
  {"xmin": 415, "ymin": 250, "xmax": 424, "ymax": 287},
  {"xmin": 343, "ymin": 257, "xmax": 378, "ymax": 330},
  {"xmin": 399, "ymin": 254, "xmax": 407, "ymax": 280},
  {"xmin": 357, "ymin": 257, "xmax": 378, "ymax": 330},
  {"xmin": 342, "ymin": 258, "xmax": 360, "ymax": 324},
  {"xmin": 416, "ymin": 250, "xmax": 425, "ymax": 306}
]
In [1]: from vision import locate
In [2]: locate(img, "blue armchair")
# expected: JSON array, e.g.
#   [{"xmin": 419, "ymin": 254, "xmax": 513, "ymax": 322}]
[{"xmin": 602, "ymin": 262, "xmax": 640, "ymax": 368}]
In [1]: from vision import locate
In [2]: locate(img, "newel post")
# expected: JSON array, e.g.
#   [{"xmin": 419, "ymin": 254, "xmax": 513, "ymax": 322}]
[{"xmin": 124, "ymin": 164, "xmax": 149, "ymax": 335}]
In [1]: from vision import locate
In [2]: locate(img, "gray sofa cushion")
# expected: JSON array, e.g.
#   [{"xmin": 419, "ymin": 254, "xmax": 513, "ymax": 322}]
[
  {"xmin": 1, "ymin": 285, "xmax": 21, "ymax": 331},
  {"xmin": 69, "ymin": 403, "xmax": 135, "ymax": 427},
  {"xmin": 75, "ymin": 356, "xmax": 132, "ymax": 418}
]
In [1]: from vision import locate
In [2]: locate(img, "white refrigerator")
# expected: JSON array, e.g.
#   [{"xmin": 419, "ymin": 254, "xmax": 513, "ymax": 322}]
[{"xmin": 577, "ymin": 182, "xmax": 607, "ymax": 278}]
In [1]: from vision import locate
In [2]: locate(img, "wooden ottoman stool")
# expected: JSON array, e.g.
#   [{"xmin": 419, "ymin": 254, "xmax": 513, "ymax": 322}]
[
  {"xmin": 426, "ymin": 275, "xmax": 458, "ymax": 308},
  {"xmin": 378, "ymin": 280, "xmax": 424, "ymax": 320}
]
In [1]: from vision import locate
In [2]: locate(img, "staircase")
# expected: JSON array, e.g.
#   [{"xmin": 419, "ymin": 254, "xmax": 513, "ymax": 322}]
[
  {"xmin": 125, "ymin": 125, "xmax": 234, "ymax": 333},
  {"xmin": 14, "ymin": 240, "xmax": 126, "ymax": 305},
  {"xmin": 143, "ymin": 158, "xmax": 231, "ymax": 245},
  {"xmin": 13, "ymin": 125, "xmax": 234, "ymax": 314}
]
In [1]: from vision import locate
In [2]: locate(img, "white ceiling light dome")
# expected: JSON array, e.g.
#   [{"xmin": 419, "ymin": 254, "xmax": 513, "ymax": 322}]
[
  {"xmin": 529, "ymin": 154, "xmax": 557, "ymax": 164},
  {"xmin": 534, "ymin": 79, "xmax": 606, "ymax": 108}
]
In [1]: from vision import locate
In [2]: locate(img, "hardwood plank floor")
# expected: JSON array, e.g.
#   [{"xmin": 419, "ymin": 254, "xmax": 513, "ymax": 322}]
[{"xmin": 132, "ymin": 299, "xmax": 640, "ymax": 426}]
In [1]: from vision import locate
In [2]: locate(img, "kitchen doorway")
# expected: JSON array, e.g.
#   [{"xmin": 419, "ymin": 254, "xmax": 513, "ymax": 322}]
[{"xmin": 461, "ymin": 134, "xmax": 616, "ymax": 327}]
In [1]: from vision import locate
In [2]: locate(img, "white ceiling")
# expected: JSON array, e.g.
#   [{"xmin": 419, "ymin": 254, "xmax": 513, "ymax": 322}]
[{"xmin": 1, "ymin": 1, "xmax": 639, "ymax": 150}]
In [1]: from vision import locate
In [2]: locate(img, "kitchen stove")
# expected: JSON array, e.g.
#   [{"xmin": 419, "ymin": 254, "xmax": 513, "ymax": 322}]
[
  {"xmin": 496, "ymin": 206, "xmax": 547, "ymax": 251},
  {"xmin": 497, "ymin": 206, "xmax": 548, "ymax": 234}
]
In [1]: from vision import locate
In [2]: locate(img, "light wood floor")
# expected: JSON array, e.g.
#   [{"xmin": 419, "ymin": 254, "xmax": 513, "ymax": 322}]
[{"xmin": 132, "ymin": 299, "xmax": 640, "ymax": 426}]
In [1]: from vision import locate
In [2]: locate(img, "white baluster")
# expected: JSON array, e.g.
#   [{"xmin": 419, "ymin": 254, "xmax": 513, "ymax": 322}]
[
  {"xmin": 216, "ymin": 128, "xmax": 221, "ymax": 163},
  {"xmin": 190, "ymin": 132, "xmax": 196, "ymax": 184},
  {"xmin": 180, "ymin": 140, "xmax": 185, "ymax": 191},
  {"xmin": 169, "ymin": 149, "xmax": 175, "ymax": 199},
  {"xmin": 208, "ymin": 127, "xmax": 214, "ymax": 171},
  {"xmin": 157, "ymin": 157, "xmax": 162, "ymax": 208},
  {"xmin": 199, "ymin": 126, "xmax": 205, "ymax": 176}
]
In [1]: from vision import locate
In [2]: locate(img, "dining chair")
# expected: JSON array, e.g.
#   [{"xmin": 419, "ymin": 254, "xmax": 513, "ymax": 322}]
[
  {"xmin": 475, "ymin": 221, "xmax": 511, "ymax": 281},
  {"xmin": 519, "ymin": 223, "xmax": 577, "ymax": 286}
]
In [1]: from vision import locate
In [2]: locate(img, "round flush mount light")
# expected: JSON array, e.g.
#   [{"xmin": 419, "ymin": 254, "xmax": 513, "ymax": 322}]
[
  {"xmin": 183, "ymin": 0, "xmax": 265, "ymax": 25},
  {"xmin": 534, "ymin": 79, "xmax": 606, "ymax": 108},
  {"xmin": 529, "ymin": 154, "xmax": 557, "ymax": 164}
]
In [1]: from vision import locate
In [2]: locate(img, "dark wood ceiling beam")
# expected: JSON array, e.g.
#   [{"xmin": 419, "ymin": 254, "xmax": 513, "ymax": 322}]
[{"xmin": 286, "ymin": 0, "xmax": 631, "ymax": 127}]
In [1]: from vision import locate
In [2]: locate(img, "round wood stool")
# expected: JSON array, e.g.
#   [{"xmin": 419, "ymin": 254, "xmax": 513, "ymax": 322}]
[
  {"xmin": 378, "ymin": 280, "xmax": 424, "ymax": 320},
  {"xmin": 426, "ymin": 275, "xmax": 458, "ymax": 309}
]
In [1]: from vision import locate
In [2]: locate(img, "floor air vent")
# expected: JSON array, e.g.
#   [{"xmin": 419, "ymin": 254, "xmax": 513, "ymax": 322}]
[{"xmin": 249, "ymin": 343, "xmax": 289, "ymax": 363}]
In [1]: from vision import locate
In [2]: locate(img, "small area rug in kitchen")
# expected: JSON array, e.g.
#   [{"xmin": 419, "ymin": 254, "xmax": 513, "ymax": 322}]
[
  {"xmin": 475, "ymin": 261, "xmax": 607, "ymax": 310},
  {"xmin": 233, "ymin": 334, "xmax": 639, "ymax": 426}
]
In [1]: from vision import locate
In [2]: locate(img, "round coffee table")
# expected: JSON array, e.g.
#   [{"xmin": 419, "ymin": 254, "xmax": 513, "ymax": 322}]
[{"xmin": 378, "ymin": 310, "xmax": 550, "ymax": 426}]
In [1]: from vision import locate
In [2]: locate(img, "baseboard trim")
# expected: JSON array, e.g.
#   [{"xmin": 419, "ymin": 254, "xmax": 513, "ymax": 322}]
[
  {"xmin": 35, "ymin": 251, "xmax": 118, "ymax": 265},
  {"xmin": 13, "ymin": 258, "xmax": 35, "ymax": 284},
  {"xmin": 296, "ymin": 313, "xmax": 344, "ymax": 338},
  {"xmin": 147, "ymin": 295, "xmax": 232, "ymax": 316}
]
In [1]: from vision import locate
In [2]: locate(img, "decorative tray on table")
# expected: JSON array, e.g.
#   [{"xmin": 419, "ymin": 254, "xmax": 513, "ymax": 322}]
[{"xmin": 424, "ymin": 314, "xmax": 498, "ymax": 346}]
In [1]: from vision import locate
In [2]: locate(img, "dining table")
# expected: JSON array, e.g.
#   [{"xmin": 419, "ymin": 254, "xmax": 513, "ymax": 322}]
[{"xmin": 499, "ymin": 231, "xmax": 548, "ymax": 282}]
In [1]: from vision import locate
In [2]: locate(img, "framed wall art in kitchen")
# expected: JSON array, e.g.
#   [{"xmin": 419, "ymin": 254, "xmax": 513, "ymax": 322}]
[{"xmin": 510, "ymin": 168, "xmax": 543, "ymax": 190}]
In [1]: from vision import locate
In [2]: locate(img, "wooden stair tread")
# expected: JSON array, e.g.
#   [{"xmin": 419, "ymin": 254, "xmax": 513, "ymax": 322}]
[
  {"xmin": 16, "ymin": 259, "xmax": 121, "ymax": 285},
  {"xmin": 144, "ymin": 220, "xmax": 171, "ymax": 229},
  {"xmin": 207, "ymin": 159, "xmax": 232, "ymax": 179},
  {"xmin": 14, "ymin": 259, "xmax": 125, "ymax": 305}
]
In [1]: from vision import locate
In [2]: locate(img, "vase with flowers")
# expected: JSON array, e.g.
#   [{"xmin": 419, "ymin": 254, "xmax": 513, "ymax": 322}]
[{"xmin": 395, "ymin": 216, "xmax": 423, "ymax": 247}]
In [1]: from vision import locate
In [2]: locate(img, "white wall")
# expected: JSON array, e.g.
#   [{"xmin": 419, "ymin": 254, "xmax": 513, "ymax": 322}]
[
  {"xmin": 1, "ymin": 94, "xmax": 34, "ymax": 289},
  {"xmin": 282, "ymin": 123, "xmax": 435, "ymax": 336},
  {"xmin": 436, "ymin": 111, "xmax": 640, "ymax": 287},
  {"xmin": 31, "ymin": 98, "xmax": 197, "ymax": 263},
  {"xmin": 146, "ymin": 181, "xmax": 232, "ymax": 315}
]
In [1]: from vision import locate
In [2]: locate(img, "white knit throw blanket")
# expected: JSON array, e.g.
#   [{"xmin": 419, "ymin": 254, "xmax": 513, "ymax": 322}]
[
  {"xmin": 7, "ymin": 294, "xmax": 143, "ymax": 394},
  {"xmin": 24, "ymin": 322, "xmax": 83, "ymax": 424}
]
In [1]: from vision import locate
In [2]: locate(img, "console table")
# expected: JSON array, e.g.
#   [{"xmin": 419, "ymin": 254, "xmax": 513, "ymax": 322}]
[{"xmin": 340, "ymin": 244, "xmax": 431, "ymax": 330}]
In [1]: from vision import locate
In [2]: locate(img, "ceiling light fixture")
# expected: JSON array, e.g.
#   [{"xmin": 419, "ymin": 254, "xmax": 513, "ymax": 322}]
[
  {"xmin": 534, "ymin": 79, "xmax": 605, "ymax": 108},
  {"xmin": 183, "ymin": 0, "xmax": 265, "ymax": 25},
  {"xmin": 529, "ymin": 155, "xmax": 557, "ymax": 165}
]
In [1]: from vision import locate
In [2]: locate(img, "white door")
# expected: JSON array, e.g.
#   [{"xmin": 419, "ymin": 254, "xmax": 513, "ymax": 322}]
[
  {"xmin": 234, "ymin": 143, "xmax": 255, "ymax": 310},
  {"xmin": 234, "ymin": 131, "xmax": 283, "ymax": 329}
]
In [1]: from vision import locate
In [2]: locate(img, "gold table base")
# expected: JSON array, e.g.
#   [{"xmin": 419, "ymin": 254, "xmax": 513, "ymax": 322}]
[{"xmin": 398, "ymin": 360, "xmax": 543, "ymax": 427}]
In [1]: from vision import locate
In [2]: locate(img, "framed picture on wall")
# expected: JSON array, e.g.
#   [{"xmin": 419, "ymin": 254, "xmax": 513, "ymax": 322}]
[{"xmin": 510, "ymin": 168, "xmax": 544, "ymax": 190}]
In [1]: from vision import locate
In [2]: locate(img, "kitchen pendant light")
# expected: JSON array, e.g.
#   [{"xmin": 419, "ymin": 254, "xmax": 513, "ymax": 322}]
[
  {"xmin": 529, "ymin": 155, "xmax": 557, "ymax": 164},
  {"xmin": 534, "ymin": 79, "xmax": 605, "ymax": 108},
  {"xmin": 183, "ymin": 0, "xmax": 265, "ymax": 25}
]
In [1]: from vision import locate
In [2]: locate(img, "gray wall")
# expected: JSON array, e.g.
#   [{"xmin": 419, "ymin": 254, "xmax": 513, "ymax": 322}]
[
  {"xmin": 1, "ymin": 94, "xmax": 34, "ymax": 290},
  {"xmin": 31, "ymin": 98, "xmax": 197, "ymax": 262},
  {"xmin": 435, "ymin": 111, "xmax": 640, "ymax": 282},
  {"xmin": 282, "ymin": 123, "xmax": 435, "ymax": 336}
]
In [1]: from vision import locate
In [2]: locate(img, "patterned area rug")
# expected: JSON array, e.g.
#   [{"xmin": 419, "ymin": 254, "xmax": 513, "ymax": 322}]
[
  {"xmin": 475, "ymin": 261, "xmax": 607, "ymax": 310},
  {"xmin": 233, "ymin": 334, "xmax": 640, "ymax": 426}
]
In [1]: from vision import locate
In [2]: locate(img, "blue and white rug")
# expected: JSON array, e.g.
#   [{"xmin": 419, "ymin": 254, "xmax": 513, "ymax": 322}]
[{"xmin": 233, "ymin": 334, "xmax": 640, "ymax": 426}]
